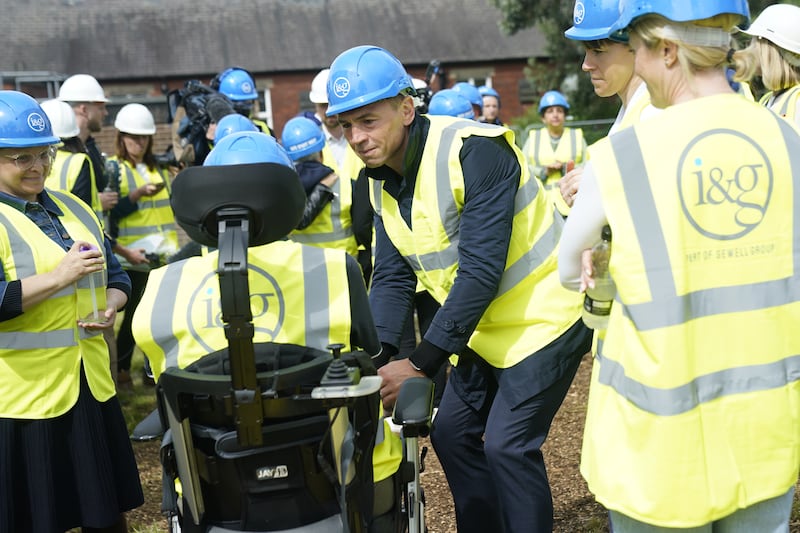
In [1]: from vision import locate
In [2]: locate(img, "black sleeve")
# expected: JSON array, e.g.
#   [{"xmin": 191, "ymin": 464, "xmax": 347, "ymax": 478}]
[
  {"xmin": 351, "ymin": 168, "xmax": 374, "ymax": 248},
  {"xmin": 296, "ymin": 183, "xmax": 334, "ymax": 230}
]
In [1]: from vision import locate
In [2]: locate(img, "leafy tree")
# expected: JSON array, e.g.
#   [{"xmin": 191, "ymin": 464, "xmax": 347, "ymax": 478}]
[{"xmin": 492, "ymin": 0, "xmax": 784, "ymax": 142}]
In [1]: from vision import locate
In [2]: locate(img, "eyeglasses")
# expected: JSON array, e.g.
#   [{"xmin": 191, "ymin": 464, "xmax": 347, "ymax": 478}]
[{"xmin": 1, "ymin": 147, "xmax": 56, "ymax": 171}]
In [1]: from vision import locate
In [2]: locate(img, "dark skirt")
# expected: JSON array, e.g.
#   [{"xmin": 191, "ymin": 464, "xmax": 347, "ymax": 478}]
[{"xmin": 0, "ymin": 365, "xmax": 144, "ymax": 532}]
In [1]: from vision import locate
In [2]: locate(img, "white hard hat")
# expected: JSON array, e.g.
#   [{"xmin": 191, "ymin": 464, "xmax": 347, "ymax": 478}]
[
  {"xmin": 58, "ymin": 74, "xmax": 109, "ymax": 103},
  {"xmin": 412, "ymin": 78, "xmax": 428, "ymax": 91},
  {"xmin": 40, "ymin": 99, "xmax": 80, "ymax": 138},
  {"xmin": 114, "ymin": 103, "xmax": 156, "ymax": 135},
  {"xmin": 309, "ymin": 68, "xmax": 330, "ymax": 104},
  {"xmin": 741, "ymin": 4, "xmax": 800, "ymax": 56}
]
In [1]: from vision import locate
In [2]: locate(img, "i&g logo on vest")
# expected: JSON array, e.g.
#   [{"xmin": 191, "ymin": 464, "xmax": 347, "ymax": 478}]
[
  {"xmin": 186, "ymin": 265, "xmax": 285, "ymax": 353},
  {"xmin": 677, "ymin": 129, "xmax": 772, "ymax": 240}
]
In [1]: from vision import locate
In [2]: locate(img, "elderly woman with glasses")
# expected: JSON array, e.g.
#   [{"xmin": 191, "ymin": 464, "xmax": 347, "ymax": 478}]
[
  {"xmin": 558, "ymin": 0, "xmax": 800, "ymax": 531},
  {"xmin": 0, "ymin": 90, "xmax": 143, "ymax": 532}
]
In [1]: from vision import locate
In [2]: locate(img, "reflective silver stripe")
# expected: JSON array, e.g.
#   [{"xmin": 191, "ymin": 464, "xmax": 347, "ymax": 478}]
[
  {"xmin": 302, "ymin": 245, "xmax": 333, "ymax": 348},
  {"xmin": 118, "ymin": 222, "xmax": 177, "ymax": 237},
  {"xmin": 49, "ymin": 190, "xmax": 104, "ymax": 245},
  {"xmin": 371, "ymin": 179, "xmax": 382, "ymax": 215},
  {"xmin": 778, "ymin": 86, "xmax": 800, "ymax": 116},
  {"xmin": 568, "ymin": 128, "xmax": 578, "ymax": 161},
  {"xmin": 496, "ymin": 209, "xmax": 563, "ymax": 297},
  {"xmin": 533, "ymin": 128, "xmax": 542, "ymax": 165},
  {"xmin": 3, "ymin": 329, "xmax": 76, "ymax": 349},
  {"xmin": 58, "ymin": 153, "xmax": 79, "ymax": 190},
  {"xmin": 156, "ymin": 260, "xmax": 188, "ymax": 369},
  {"xmin": 0, "ymin": 210, "xmax": 36, "ymax": 277},
  {"xmin": 515, "ymin": 176, "xmax": 539, "ymax": 216},
  {"xmin": 596, "ymin": 350, "xmax": 800, "ymax": 416},
  {"xmin": 611, "ymin": 119, "xmax": 800, "ymax": 330}
]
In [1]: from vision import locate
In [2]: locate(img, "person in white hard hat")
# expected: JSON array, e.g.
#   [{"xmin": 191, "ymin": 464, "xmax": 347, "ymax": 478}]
[
  {"xmin": 734, "ymin": 3, "xmax": 800, "ymax": 127},
  {"xmin": 58, "ymin": 74, "xmax": 136, "ymax": 388},
  {"xmin": 108, "ymin": 103, "xmax": 178, "ymax": 388}
]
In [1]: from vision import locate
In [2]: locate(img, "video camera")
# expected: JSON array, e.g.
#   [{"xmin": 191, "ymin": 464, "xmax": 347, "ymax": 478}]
[
  {"xmin": 167, "ymin": 80, "xmax": 218, "ymax": 144},
  {"xmin": 414, "ymin": 59, "xmax": 441, "ymax": 114}
]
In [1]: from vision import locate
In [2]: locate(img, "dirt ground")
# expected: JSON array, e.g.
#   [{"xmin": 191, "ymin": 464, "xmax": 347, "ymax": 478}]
[{"xmin": 127, "ymin": 354, "xmax": 799, "ymax": 532}]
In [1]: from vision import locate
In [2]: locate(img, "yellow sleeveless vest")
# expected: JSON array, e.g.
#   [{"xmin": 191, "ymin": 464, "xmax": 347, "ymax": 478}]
[
  {"xmin": 132, "ymin": 240, "xmax": 353, "ymax": 380},
  {"xmin": 760, "ymin": 85, "xmax": 800, "ymax": 124},
  {"xmin": 48, "ymin": 149, "xmax": 102, "ymax": 220},
  {"xmin": 290, "ymin": 143, "xmax": 363, "ymax": 257},
  {"xmin": 290, "ymin": 144, "xmax": 360, "ymax": 257},
  {"xmin": 111, "ymin": 158, "xmax": 178, "ymax": 259},
  {"xmin": 372, "ymin": 116, "xmax": 582, "ymax": 368},
  {"xmin": 584, "ymin": 94, "xmax": 800, "ymax": 527},
  {"xmin": 132, "ymin": 240, "xmax": 403, "ymax": 481},
  {"xmin": 524, "ymin": 126, "xmax": 587, "ymax": 216},
  {"xmin": 0, "ymin": 190, "xmax": 114, "ymax": 418}
]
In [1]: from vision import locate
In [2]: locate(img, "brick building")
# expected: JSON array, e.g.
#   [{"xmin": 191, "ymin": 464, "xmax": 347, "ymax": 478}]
[{"xmin": 0, "ymin": 0, "xmax": 549, "ymax": 155}]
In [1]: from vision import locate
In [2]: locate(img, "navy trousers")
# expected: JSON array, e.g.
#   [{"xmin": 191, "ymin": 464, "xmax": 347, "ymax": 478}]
[{"xmin": 430, "ymin": 320, "xmax": 591, "ymax": 533}]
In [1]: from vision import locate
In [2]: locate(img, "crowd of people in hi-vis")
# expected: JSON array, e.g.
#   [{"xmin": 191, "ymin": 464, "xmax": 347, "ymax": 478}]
[{"xmin": 0, "ymin": 0, "xmax": 798, "ymax": 532}]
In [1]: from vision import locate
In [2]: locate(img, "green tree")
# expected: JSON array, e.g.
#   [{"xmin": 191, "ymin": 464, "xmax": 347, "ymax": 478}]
[{"xmin": 493, "ymin": 0, "xmax": 785, "ymax": 142}]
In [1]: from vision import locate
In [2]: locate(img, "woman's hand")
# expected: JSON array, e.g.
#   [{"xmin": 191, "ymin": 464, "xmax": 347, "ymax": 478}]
[{"xmin": 559, "ymin": 165, "xmax": 583, "ymax": 207}]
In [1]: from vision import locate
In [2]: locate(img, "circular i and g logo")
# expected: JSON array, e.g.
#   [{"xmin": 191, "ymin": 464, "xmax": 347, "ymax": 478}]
[{"xmin": 677, "ymin": 128, "xmax": 772, "ymax": 240}]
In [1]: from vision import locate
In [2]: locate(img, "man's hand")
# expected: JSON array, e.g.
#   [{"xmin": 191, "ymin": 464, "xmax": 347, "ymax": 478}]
[{"xmin": 377, "ymin": 358, "xmax": 425, "ymax": 410}]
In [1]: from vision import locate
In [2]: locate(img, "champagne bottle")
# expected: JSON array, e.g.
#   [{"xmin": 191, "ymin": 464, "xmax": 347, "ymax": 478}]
[{"xmin": 581, "ymin": 225, "xmax": 615, "ymax": 330}]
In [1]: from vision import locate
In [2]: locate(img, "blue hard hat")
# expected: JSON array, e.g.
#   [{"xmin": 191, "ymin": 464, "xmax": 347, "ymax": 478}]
[
  {"xmin": 213, "ymin": 113, "xmax": 258, "ymax": 144},
  {"xmin": 0, "ymin": 91, "xmax": 59, "ymax": 148},
  {"xmin": 427, "ymin": 89, "xmax": 475, "ymax": 119},
  {"xmin": 213, "ymin": 67, "xmax": 258, "ymax": 102},
  {"xmin": 326, "ymin": 45, "xmax": 414, "ymax": 116},
  {"xmin": 204, "ymin": 131, "xmax": 293, "ymax": 168},
  {"xmin": 452, "ymin": 82, "xmax": 483, "ymax": 109},
  {"xmin": 478, "ymin": 86, "xmax": 500, "ymax": 100},
  {"xmin": 280, "ymin": 116, "xmax": 326, "ymax": 161},
  {"xmin": 565, "ymin": 0, "xmax": 629, "ymax": 42},
  {"xmin": 538, "ymin": 90, "xmax": 570, "ymax": 114},
  {"xmin": 612, "ymin": 0, "xmax": 749, "ymax": 35}
]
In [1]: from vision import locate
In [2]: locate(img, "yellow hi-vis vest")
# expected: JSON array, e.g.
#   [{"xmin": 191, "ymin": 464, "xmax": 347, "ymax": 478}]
[
  {"xmin": 760, "ymin": 85, "xmax": 800, "ymax": 124},
  {"xmin": 132, "ymin": 240, "xmax": 354, "ymax": 380},
  {"xmin": 290, "ymin": 143, "xmax": 363, "ymax": 257},
  {"xmin": 131, "ymin": 239, "xmax": 402, "ymax": 482},
  {"xmin": 0, "ymin": 190, "xmax": 114, "ymax": 419},
  {"xmin": 523, "ymin": 126, "xmax": 587, "ymax": 216},
  {"xmin": 111, "ymin": 158, "xmax": 178, "ymax": 258},
  {"xmin": 584, "ymin": 94, "xmax": 800, "ymax": 527},
  {"xmin": 48, "ymin": 149, "xmax": 102, "ymax": 221},
  {"xmin": 371, "ymin": 116, "xmax": 582, "ymax": 368}
]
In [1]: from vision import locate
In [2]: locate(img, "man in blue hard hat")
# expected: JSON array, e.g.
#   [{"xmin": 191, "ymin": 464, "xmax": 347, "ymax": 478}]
[{"xmin": 325, "ymin": 45, "xmax": 592, "ymax": 533}]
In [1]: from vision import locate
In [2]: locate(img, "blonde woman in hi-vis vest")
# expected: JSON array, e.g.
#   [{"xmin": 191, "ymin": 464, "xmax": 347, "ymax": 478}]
[{"xmin": 559, "ymin": 1, "xmax": 800, "ymax": 531}]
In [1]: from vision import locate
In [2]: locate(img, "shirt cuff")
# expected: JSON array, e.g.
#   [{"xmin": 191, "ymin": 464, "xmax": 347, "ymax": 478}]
[{"xmin": 409, "ymin": 339, "xmax": 450, "ymax": 378}]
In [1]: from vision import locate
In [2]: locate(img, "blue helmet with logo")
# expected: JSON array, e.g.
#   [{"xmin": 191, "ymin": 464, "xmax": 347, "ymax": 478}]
[
  {"xmin": 280, "ymin": 116, "xmax": 326, "ymax": 161},
  {"xmin": 0, "ymin": 91, "xmax": 59, "ymax": 148},
  {"xmin": 452, "ymin": 82, "xmax": 483, "ymax": 110},
  {"xmin": 427, "ymin": 89, "xmax": 475, "ymax": 119},
  {"xmin": 213, "ymin": 113, "xmax": 258, "ymax": 144},
  {"xmin": 212, "ymin": 67, "xmax": 258, "ymax": 102},
  {"xmin": 204, "ymin": 131, "xmax": 293, "ymax": 168},
  {"xmin": 538, "ymin": 90, "xmax": 570, "ymax": 114},
  {"xmin": 565, "ymin": 0, "xmax": 628, "ymax": 42},
  {"xmin": 325, "ymin": 45, "xmax": 414, "ymax": 116},
  {"xmin": 612, "ymin": 0, "xmax": 749, "ymax": 35}
]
